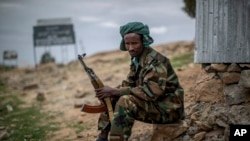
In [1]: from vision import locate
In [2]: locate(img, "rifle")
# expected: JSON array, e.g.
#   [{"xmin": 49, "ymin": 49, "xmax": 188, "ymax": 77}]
[{"xmin": 78, "ymin": 53, "xmax": 114, "ymax": 121}]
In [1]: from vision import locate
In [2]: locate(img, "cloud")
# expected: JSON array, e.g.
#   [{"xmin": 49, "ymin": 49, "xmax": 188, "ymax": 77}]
[
  {"xmin": 0, "ymin": 1, "xmax": 23, "ymax": 8},
  {"xmin": 69, "ymin": 1, "xmax": 112, "ymax": 11},
  {"xmin": 110, "ymin": 0, "xmax": 183, "ymax": 18},
  {"xmin": 150, "ymin": 26, "xmax": 168, "ymax": 35},
  {"xmin": 78, "ymin": 16, "xmax": 102, "ymax": 22},
  {"xmin": 77, "ymin": 16, "xmax": 119, "ymax": 29},
  {"xmin": 98, "ymin": 21, "xmax": 119, "ymax": 28}
]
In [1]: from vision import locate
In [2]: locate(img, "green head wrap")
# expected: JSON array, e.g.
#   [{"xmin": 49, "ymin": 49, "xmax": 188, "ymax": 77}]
[{"xmin": 119, "ymin": 22, "xmax": 154, "ymax": 51}]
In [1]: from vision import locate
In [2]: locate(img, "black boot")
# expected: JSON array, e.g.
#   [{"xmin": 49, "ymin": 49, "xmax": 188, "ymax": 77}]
[{"xmin": 96, "ymin": 130, "xmax": 109, "ymax": 141}]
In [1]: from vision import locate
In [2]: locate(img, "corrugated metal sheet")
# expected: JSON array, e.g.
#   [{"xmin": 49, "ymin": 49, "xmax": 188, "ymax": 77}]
[{"xmin": 195, "ymin": 0, "xmax": 250, "ymax": 63}]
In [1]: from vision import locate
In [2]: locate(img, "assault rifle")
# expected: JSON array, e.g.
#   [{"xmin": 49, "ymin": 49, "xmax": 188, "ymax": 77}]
[{"xmin": 78, "ymin": 53, "xmax": 114, "ymax": 121}]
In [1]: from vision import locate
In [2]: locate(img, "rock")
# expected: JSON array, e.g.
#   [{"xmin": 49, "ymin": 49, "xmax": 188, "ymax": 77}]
[
  {"xmin": 74, "ymin": 100, "xmax": 83, "ymax": 108},
  {"xmin": 194, "ymin": 73, "xmax": 224, "ymax": 103},
  {"xmin": 227, "ymin": 63, "xmax": 241, "ymax": 72},
  {"xmin": 190, "ymin": 113, "xmax": 198, "ymax": 123},
  {"xmin": 228, "ymin": 105, "xmax": 250, "ymax": 124},
  {"xmin": 224, "ymin": 84, "xmax": 250, "ymax": 105},
  {"xmin": 185, "ymin": 103, "xmax": 198, "ymax": 117},
  {"xmin": 200, "ymin": 106, "xmax": 212, "ymax": 120},
  {"xmin": 183, "ymin": 134, "xmax": 191, "ymax": 141},
  {"xmin": 24, "ymin": 134, "xmax": 33, "ymax": 139},
  {"xmin": 224, "ymin": 126, "xmax": 230, "ymax": 141},
  {"xmin": 74, "ymin": 92, "xmax": 87, "ymax": 98},
  {"xmin": 80, "ymin": 112, "xmax": 86, "ymax": 116},
  {"xmin": 194, "ymin": 121, "xmax": 212, "ymax": 131},
  {"xmin": 207, "ymin": 114, "xmax": 216, "ymax": 126},
  {"xmin": 193, "ymin": 131, "xmax": 206, "ymax": 141},
  {"xmin": 238, "ymin": 70, "xmax": 250, "ymax": 88},
  {"xmin": 0, "ymin": 130, "xmax": 9, "ymax": 140},
  {"xmin": 205, "ymin": 128, "xmax": 224, "ymax": 138},
  {"xmin": 23, "ymin": 83, "xmax": 38, "ymax": 90},
  {"xmin": 36, "ymin": 62, "xmax": 57, "ymax": 73},
  {"xmin": 62, "ymin": 75, "xmax": 68, "ymax": 80},
  {"xmin": 6, "ymin": 104, "xmax": 13, "ymax": 112},
  {"xmin": 76, "ymin": 134, "xmax": 84, "ymax": 138},
  {"xmin": 187, "ymin": 126, "xmax": 200, "ymax": 135},
  {"xmin": 151, "ymin": 120, "xmax": 188, "ymax": 141},
  {"xmin": 211, "ymin": 64, "xmax": 228, "ymax": 72},
  {"xmin": 239, "ymin": 64, "xmax": 250, "ymax": 69},
  {"xmin": 215, "ymin": 118, "xmax": 228, "ymax": 128},
  {"xmin": 201, "ymin": 63, "xmax": 211, "ymax": 69},
  {"xmin": 204, "ymin": 66, "xmax": 216, "ymax": 73},
  {"xmin": 36, "ymin": 92, "xmax": 46, "ymax": 101},
  {"xmin": 218, "ymin": 72, "xmax": 241, "ymax": 84}
]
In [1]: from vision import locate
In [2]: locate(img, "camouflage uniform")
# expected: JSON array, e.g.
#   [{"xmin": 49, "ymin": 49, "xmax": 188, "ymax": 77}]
[{"xmin": 98, "ymin": 47, "xmax": 184, "ymax": 141}]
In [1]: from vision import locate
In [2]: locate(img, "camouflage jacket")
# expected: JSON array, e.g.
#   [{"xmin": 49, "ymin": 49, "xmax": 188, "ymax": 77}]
[{"xmin": 119, "ymin": 47, "xmax": 184, "ymax": 118}]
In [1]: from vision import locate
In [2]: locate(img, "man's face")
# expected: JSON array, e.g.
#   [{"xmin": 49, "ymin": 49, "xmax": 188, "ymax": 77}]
[{"xmin": 124, "ymin": 33, "xmax": 143, "ymax": 57}]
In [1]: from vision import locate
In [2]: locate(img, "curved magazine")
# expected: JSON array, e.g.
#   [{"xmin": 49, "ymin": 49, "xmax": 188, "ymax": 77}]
[{"xmin": 81, "ymin": 103, "xmax": 106, "ymax": 113}]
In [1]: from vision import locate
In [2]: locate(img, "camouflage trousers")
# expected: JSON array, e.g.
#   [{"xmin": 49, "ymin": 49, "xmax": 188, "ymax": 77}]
[{"xmin": 98, "ymin": 95, "xmax": 179, "ymax": 141}]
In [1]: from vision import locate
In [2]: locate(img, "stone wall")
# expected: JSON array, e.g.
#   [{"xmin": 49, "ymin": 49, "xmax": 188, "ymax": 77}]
[
  {"xmin": 151, "ymin": 63, "xmax": 250, "ymax": 141},
  {"xmin": 199, "ymin": 63, "xmax": 250, "ymax": 105},
  {"xmin": 182, "ymin": 63, "xmax": 250, "ymax": 141}
]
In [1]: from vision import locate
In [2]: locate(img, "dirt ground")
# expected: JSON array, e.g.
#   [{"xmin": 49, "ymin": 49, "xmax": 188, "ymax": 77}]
[{"xmin": 2, "ymin": 41, "xmax": 201, "ymax": 141}]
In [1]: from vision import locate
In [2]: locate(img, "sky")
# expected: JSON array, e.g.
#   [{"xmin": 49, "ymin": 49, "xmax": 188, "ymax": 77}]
[{"xmin": 0, "ymin": 0, "xmax": 195, "ymax": 67}]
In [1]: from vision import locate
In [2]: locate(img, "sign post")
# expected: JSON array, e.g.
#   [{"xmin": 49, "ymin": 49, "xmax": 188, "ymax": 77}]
[
  {"xmin": 33, "ymin": 18, "xmax": 77, "ymax": 66},
  {"xmin": 3, "ymin": 50, "xmax": 18, "ymax": 67}
]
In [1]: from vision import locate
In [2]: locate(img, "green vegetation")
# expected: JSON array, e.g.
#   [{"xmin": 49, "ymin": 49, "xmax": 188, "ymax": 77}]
[
  {"xmin": 0, "ymin": 79, "xmax": 6, "ymax": 92},
  {"xmin": 114, "ymin": 57, "xmax": 130, "ymax": 64},
  {"xmin": 0, "ymin": 64, "xmax": 16, "ymax": 72},
  {"xmin": 182, "ymin": 0, "xmax": 196, "ymax": 18},
  {"xmin": 0, "ymin": 80, "xmax": 59, "ymax": 141},
  {"xmin": 40, "ymin": 52, "xmax": 55, "ymax": 64},
  {"xmin": 170, "ymin": 53, "xmax": 194, "ymax": 69},
  {"xmin": 68, "ymin": 122, "xmax": 92, "ymax": 134}
]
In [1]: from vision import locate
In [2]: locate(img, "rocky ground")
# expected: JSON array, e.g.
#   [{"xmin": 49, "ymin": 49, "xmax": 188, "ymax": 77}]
[{"xmin": 1, "ymin": 41, "xmax": 250, "ymax": 141}]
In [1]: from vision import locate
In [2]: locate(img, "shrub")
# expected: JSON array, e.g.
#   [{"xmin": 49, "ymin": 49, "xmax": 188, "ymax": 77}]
[{"xmin": 40, "ymin": 52, "xmax": 55, "ymax": 64}]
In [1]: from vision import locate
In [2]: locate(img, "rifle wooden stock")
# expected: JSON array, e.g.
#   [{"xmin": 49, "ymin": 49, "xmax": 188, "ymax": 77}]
[{"xmin": 78, "ymin": 54, "xmax": 114, "ymax": 121}]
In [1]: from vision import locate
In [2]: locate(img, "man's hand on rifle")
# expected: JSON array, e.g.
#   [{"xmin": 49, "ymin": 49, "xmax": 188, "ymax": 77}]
[{"xmin": 95, "ymin": 86, "xmax": 120, "ymax": 99}]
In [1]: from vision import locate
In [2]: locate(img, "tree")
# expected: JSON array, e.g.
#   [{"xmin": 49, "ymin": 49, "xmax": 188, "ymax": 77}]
[
  {"xmin": 40, "ymin": 52, "xmax": 55, "ymax": 64},
  {"xmin": 182, "ymin": 0, "xmax": 196, "ymax": 18}
]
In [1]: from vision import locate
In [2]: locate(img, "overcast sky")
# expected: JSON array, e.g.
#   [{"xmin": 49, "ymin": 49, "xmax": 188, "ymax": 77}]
[{"xmin": 0, "ymin": 0, "xmax": 195, "ymax": 67}]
